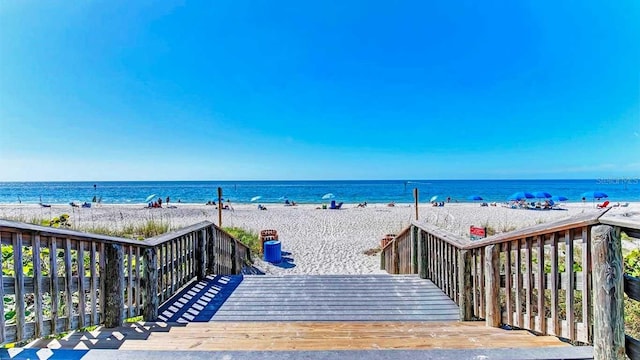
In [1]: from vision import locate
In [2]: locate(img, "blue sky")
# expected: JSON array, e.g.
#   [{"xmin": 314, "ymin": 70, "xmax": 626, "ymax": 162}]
[{"xmin": 1, "ymin": 1, "xmax": 638, "ymax": 181}]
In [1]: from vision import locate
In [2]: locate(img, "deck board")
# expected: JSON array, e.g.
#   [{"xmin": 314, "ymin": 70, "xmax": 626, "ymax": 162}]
[{"xmin": 28, "ymin": 321, "xmax": 573, "ymax": 351}]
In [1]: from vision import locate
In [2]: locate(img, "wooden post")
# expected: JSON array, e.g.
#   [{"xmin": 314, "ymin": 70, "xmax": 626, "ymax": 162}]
[
  {"xmin": 231, "ymin": 239, "xmax": 238, "ymax": 274},
  {"xmin": 416, "ymin": 226, "xmax": 420, "ymax": 274},
  {"xmin": 217, "ymin": 187, "xmax": 223, "ymax": 228},
  {"xmin": 104, "ymin": 243, "xmax": 124, "ymax": 328},
  {"xmin": 12, "ymin": 233, "xmax": 25, "ymax": 341},
  {"xmin": 196, "ymin": 229, "xmax": 207, "ymax": 280},
  {"xmin": 413, "ymin": 188, "xmax": 419, "ymax": 220},
  {"xmin": 392, "ymin": 239, "xmax": 400, "ymax": 274},
  {"xmin": 591, "ymin": 225, "xmax": 625, "ymax": 359},
  {"xmin": 485, "ymin": 244, "xmax": 501, "ymax": 327},
  {"xmin": 458, "ymin": 249, "xmax": 473, "ymax": 320},
  {"xmin": 142, "ymin": 247, "xmax": 158, "ymax": 321},
  {"xmin": 419, "ymin": 230, "xmax": 427, "ymax": 279}
]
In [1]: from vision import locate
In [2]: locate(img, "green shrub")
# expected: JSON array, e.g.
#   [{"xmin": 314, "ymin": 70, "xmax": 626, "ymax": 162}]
[{"xmin": 224, "ymin": 227, "xmax": 260, "ymax": 255}]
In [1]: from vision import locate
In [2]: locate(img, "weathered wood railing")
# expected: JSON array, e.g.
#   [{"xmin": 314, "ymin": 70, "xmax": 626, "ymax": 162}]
[
  {"xmin": 381, "ymin": 208, "xmax": 640, "ymax": 360},
  {"xmin": 0, "ymin": 219, "xmax": 251, "ymax": 345}
]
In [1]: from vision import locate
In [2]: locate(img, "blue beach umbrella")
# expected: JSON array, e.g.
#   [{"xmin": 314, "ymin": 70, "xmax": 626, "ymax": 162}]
[
  {"xmin": 532, "ymin": 191, "xmax": 552, "ymax": 199},
  {"xmin": 430, "ymin": 195, "xmax": 438, "ymax": 203},
  {"xmin": 250, "ymin": 196, "xmax": 262, "ymax": 202},
  {"xmin": 467, "ymin": 195, "xmax": 483, "ymax": 201},
  {"xmin": 507, "ymin": 192, "xmax": 535, "ymax": 201},
  {"xmin": 145, "ymin": 194, "xmax": 157, "ymax": 203},
  {"xmin": 581, "ymin": 191, "xmax": 608, "ymax": 200},
  {"xmin": 551, "ymin": 195, "xmax": 568, "ymax": 202},
  {"xmin": 322, "ymin": 193, "xmax": 335, "ymax": 200}
]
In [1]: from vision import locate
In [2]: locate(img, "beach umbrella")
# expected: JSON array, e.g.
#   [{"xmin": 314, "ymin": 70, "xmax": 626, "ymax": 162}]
[
  {"xmin": 551, "ymin": 195, "xmax": 568, "ymax": 202},
  {"xmin": 467, "ymin": 195, "xmax": 483, "ymax": 201},
  {"xmin": 581, "ymin": 191, "xmax": 608, "ymax": 200},
  {"xmin": 250, "ymin": 196, "xmax": 262, "ymax": 202},
  {"xmin": 145, "ymin": 194, "xmax": 157, "ymax": 203},
  {"xmin": 429, "ymin": 195, "xmax": 438, "ymax": 203},
  {"xmin": 322, "ymin": 193, "xmax": 335, "ymax": 200},
  {"xmin": 532, "ymin": 191, "xmax": 552, "ymax": 199},
  {"xmin": 507, "ymin": 192, "xmax": 535, "ymax": 201}
]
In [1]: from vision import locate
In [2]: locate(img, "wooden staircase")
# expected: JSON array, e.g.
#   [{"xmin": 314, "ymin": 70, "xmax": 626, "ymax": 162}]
[{"xmin": 22, "ymin": 274, "xmax": 591, "ymax": 359}]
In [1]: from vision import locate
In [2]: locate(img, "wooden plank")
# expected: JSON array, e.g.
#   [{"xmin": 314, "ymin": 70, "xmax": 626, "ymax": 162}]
[
  {"xmin": 90, "ymin": 242, "xmax": 98, "ymax": 325},
  {"xmin": 472, "ymin": 248, "xmax": 478, "ymax": 317},
  {"xmin": 565, "ymin": 229, "xmax": 575, "ymax": 340},
  {"xmin": 458, "ymin": 250, "xmax": 473, "ymax": 321},
  {"xmin": 143, "ymin": 247, "xmax": 159, "ymax": 321},
  {"xmin": 169, "ymin": 240, "xmax": 175, "ymax": 295},
  {"xmin": 479, "ymin": 247, "xmax": 485, "ymax": 319},
  {"xmin": 536, "ymin": 235, "xmax": 546, "ymax": 334},
  {"xmin": 127, "ymin": 245, "xmax": 133, "ymax": 319},
  {"xmin": 625, "ymin": 275, "xmax": 640, "ymax": 302},
  {"xmin": 177, "ymin": 236, "xmax": 183, "ymax": 286},
  {"xmin": 549, "ymin": 233, "xmax": 559, "ymax": 336},
  {"xmin": 49, "ymin": 237, "xmax": 60, "ymax": 337},
  {"xmin": 64, "ymin": 238, "xmax": 73, "ymax": 330},
  {"xmin": 99, "ymin": 242, "xmax": 106, "ymax": 324},
  {"xmin": 514, "ymin": 239, "xmax": 523, "ymax": 328},
  {"xmin": 504, "ymin": 242, "xmax": 512, "ymax": 326},
  {"xmin": 77, "ymin": 240, "xmax": 86, "ymax": 329},
  {"xmin": 626, "ymin": 334, "xmax": 640, "ymax": 360},
  {"xmin": 13, "ymin": 233, "xmax": 26, "ymax": 341},
  {"xmin": 485, "ymin": 244, "xmax": 500, "ymax": 327},
  {"xmin": 136, "ymin": 246, "xmax": 142, "ymax": 316},
  {"xmin": 525, "ymin": 237, "xmax": 533, "ymax": 330},
  {"xmin": 592, "ymin": 225, "xmax": 625, "ymax": 359},
  {"xmin": 581, "ymin": 226, "xmax": 592, "ymax": 343},
  {"xmin": 32, "ymin": 234, "xmax": 44, "ymax": 338},
  {"xmin": 104, "ymin": 243, "xmax": 124, "ymax": 328}
]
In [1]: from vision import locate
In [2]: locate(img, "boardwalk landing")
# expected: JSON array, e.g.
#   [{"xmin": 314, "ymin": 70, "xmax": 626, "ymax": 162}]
[{"xmin": 22, "ymin": 274, "xmax": 593, "ymax": 359}]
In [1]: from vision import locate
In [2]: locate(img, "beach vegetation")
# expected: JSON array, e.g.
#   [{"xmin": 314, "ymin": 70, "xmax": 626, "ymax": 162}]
[{"xmin": 223, "ymin": 227, "xmax": 260, "ymax": 255}]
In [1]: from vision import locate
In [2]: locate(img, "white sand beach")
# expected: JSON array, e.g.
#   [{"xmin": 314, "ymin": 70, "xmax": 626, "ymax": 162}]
[{"xmin": 1, "ymin": 202, "xmax": 638, "ymax": 275}]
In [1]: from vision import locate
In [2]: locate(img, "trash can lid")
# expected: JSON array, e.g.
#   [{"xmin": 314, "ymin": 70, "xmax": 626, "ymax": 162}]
[{"xmin": 264, "ymin": 240, "xmax": 280, "ymax": 246}]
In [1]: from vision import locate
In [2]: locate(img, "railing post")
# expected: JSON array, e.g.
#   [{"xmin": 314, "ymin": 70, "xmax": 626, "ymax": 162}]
[
  {"xmin": 231, "ymin": 239, "xmax": 237, "ymax": 274},
  {"xmin": 196, "ymin": 229, "xmax": 207, "ymax": 280},
  {"xmin": 392, "ymin": 238, "xmax": 400, "ymax": 274},
  {"xmin": 411, "ymin": 226, "xmax": 419, "ymax": 274},
  {"xmin": 419, "ymin": 230, "xmax": 427, "ymax": 279},
  {"xmin": 592, "ymin": 225, "xmax": 625, "ymax": 359},
  {"xmin": 485, "ymin": 244, "xmax": 501, "ymax": 327},
  {"xmin": 142, "ymin": 247, "xmax": 158, "ymax": 321},
  {"xmin": 104, "ymin": 243, "xmax": 125, "ymax": 328},
  {"xmin": 458, "ymin": 249, "xmax": 473, "ymax": 320}
]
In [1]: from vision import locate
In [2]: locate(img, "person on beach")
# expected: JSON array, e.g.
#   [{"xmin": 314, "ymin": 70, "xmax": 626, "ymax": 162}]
[{"xmin": 166, "ymin": 196, "xmax": 170, "ymax": 205}]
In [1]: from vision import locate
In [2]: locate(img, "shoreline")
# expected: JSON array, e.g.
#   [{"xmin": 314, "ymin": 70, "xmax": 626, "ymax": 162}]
[{"xmin": 1, "ymin": 202, "xmax": 638, "ymax": 275}]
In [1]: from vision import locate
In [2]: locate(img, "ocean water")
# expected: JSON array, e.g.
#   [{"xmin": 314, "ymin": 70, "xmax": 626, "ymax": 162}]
[{"xmin": 0, "ymin": 179, "xmax": 638, "ymax": 205}]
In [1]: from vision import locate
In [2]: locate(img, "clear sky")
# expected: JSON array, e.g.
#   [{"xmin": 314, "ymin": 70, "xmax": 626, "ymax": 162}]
[{"xmin": 1, "ymin": 1, "xmax": 639, "ymax": 181}]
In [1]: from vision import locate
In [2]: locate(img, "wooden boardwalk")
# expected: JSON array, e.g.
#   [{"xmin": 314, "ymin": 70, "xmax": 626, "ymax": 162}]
[{"xmin": 24, "ymin": 274, "xmax": 585, "ymax": 356}]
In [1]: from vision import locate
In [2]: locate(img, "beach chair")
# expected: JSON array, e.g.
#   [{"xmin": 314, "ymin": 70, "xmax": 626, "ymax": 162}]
[
  {"xmin": 596, "ymin": 200, "xmax": 610, "ymax": 209},
  {"xmin": 329, "ymin": 200, "xmax": 343, "ymax": 209}
]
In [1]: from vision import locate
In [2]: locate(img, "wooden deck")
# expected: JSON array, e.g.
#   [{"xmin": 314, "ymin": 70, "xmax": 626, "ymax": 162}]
[
  {"xmin": 29, "ymin": 321, "xmax": 572, "ymax": 352},
  {"xmin": 24, "ymin": 274, "xmax": 584, "ymax": 355}
]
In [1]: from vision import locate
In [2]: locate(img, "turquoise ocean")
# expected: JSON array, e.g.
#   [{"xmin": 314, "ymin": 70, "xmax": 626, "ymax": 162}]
[{"xmin": 0, "ymin": 179, "xmax": 638, "ymax": 205}]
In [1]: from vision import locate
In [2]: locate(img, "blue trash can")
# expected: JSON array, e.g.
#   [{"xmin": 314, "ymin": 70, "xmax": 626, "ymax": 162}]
[{"xmin": 263, "ymin": 240, "xmax": 282, "ymax": 263}]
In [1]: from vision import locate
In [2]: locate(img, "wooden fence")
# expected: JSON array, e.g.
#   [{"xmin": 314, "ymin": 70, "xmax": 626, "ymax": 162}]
[
  {"xmin": 0, "ymin": 219, "xmax": 251, "ymax": 345},
  {"xmin": 381, "ymin": 208, "xmax": 640, "ymax": 360}
]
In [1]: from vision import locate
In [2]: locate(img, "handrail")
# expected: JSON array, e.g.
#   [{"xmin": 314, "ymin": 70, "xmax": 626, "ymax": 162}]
[
  {"xmin": 0, "ymin": 219, "xmax": 252, "ymax": 346},
  {"xmin": 144, "ymin": 221, "xmax": 212, "ymax": 246},
  {"xmin": 0, "ymin": 219, "xmax": 144, "ymax": 246},
  {"xmin": 381, "ymin": 207, "xmax": 640, "ymax": 359}
]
